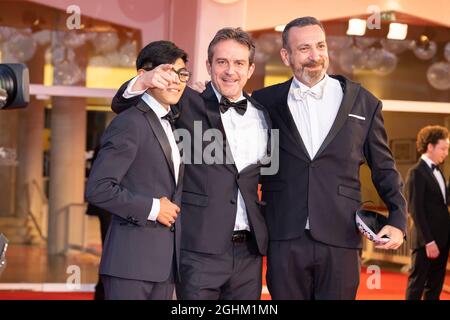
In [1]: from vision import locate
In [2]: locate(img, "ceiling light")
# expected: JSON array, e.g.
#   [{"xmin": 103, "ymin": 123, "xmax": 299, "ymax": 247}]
[
  {"xmin": 274, "ymin": 25, "xmax": 285, "ymax": 32},
  {"xmin": 347, "ymin": 19, "xmax": 366, "ymax": 36},
  {"xmin": 387, "ymin": 22, "xmax": 408, "ymax": 40}
]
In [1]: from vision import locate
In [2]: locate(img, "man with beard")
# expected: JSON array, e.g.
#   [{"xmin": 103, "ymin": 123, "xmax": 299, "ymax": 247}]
[{"xmin": 250, "ymin": 16, "xmax": 406, "ymax": 299}]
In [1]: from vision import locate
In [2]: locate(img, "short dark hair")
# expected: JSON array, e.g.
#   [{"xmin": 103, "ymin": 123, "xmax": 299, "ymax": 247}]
[
  {"xmin": 208, "ymin": 27, "xmax": 255, "ymax": 65},
  {"xmin": 282, "ymin": 16, "xmax": 325, "ymax": 50},
  {"xmin": 416, "ymin": 125, "xmax": 449, "ymax": 154},
  {"xmin": 136, "ymin": 40, "xmax": 188, "ymax": 71}
]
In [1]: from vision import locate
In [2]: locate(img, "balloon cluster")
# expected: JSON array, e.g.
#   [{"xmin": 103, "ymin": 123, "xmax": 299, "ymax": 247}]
[
  {"xmin": 0, "ymin": 26, "xmax": 138, "ymax": 86},
  {"xmin": 328, "ymin": 36, "xmax": 449, "ymax": 90}
]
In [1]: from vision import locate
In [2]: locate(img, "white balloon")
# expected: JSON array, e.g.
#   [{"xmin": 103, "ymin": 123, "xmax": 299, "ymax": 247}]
[
  {"xmin": 355, "ymin": 37, "xmax": 377, "ymax": 49},
  {"xmin": 89, "ymin": 55, "xmax": 109, "ymax": 67},
  {"xmin": 94, "ymin": 32, "xmax": 120, "ymax": 54},
  {"xmin": 4, "ymin": 32, "xmax": 37, "ymax": 62},
  {"xmin": 373, "ymin": 50, "xmax": 398, "ymax": 76},
  {"xmin": 360, "ymin": 47, "xmax": 383, "ymax": 69},
  {"xmin": 119, "ymin": 41, "xmax": 137, "ymax": 67},
  {"xmin": 444, "ymin": 42, "xmax": 450, "ymax": 63},
  {"xmin": 63, "ymin": 31, "xmax": 86, "ymax": 49},
  {"xmin": 380, "ymin": 39, "xmax": 413, "ymax": 54},
  {"xmin": 338, "ymin": 46, "xmax": 364, "ymax": 74},
  {"xmin": 32, "ymin": 30, "xmax": 51, "ymax": 46},
  {"xmin": 326, "ymin": 36, "xmax": 353, "ymax": 51},
  {"xmin": 426, "ymin": 62, "xmax": 450, "ymax": 90},
  {"xmin": 51, "ymin": 45, "xmax": 66, "ymax": 65},
  {"xmin": 0, "ymin": 26, "xmax": 16, "ymax": 42},
  {"xmin": 413, "ymin": 40, "xmax": 437, "ymax": 60},
  {"xmin": 54, "ymin": 60, "xmax": 84, "ymax": 85}
]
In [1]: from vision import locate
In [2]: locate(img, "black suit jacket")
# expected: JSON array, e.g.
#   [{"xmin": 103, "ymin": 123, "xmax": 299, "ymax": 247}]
[
  {"xmin": 251, "ymin": 75, "xmax": 407, "ymax": 249},
  {"xmin": 405, "ymin": 159, "xmax": 450, "ymax": 250},
  {"xmin": 85, "ymin": 100, "xmax": 184, "ymax": 282},
  {"xmin": 112, "ymin": 83, "xmax": 271, "ymax": 255}
]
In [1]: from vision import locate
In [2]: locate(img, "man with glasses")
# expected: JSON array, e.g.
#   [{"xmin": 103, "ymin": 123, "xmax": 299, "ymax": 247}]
[
  {"xmin": 111, "ymin": 28, "xmax": 271, "ymax": 300},
  {"xmin": 85, "ymin": 41, "xmax": 187, "ymax": 300}
]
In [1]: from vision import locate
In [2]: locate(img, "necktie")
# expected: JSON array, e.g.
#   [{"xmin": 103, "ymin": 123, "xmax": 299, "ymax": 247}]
[
  {"xmin": 161, "ymin": 108, "xmax": 180, "ymax": 130},
  {"xmin": 431, "ymin": 164, "xmax": 439, "ymax": 171},
  {"xmin": 219, "ymin": 97, "xmax": 247, "ymax": 115}
]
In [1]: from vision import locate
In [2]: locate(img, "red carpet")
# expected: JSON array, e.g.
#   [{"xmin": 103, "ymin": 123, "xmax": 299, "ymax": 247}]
[
  {"xmin": 1, "ymin": 258, "xmax": 449, "ymax": 300},
  {"xmin": 0, "ymin": 291, "xmax": 94, "ymax": 300}
]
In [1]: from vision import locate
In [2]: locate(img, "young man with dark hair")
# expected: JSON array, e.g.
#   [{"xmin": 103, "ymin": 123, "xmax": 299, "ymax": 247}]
[
  {"xmin": 405, "ymin": 125, "xmax": 450, "ymax": 300},
  {"xmin": 85, "ymin": 40, "xmax": 188, "ymax": 300},
  {"xmin": 111, "ymin": 28, "xmax": 271, "ymax": 300}
]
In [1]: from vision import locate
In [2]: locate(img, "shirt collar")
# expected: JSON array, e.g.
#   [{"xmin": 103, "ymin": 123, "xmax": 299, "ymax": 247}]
[
  {"xmin": 421, "ymin": 154, "xmax": 437, "ymax": 169},
  {"xmin": 211, "ymin": 83, "xmax": 245, "ymax": 103},
  {"xmin": 141, "ymin": 92, "xmax": 170, "ymax": 118},
  {"xmin": 292, "ymin": 74, "xmax": 328, "ymax": 98}
]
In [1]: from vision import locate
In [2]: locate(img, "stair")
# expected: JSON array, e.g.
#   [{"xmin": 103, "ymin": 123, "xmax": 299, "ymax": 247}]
[{"xmin": 0, "ymin": 216, "xmax": 44, "ymax": 245}]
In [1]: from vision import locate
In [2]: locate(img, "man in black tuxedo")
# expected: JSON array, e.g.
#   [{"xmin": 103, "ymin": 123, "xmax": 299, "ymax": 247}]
[
  {"xmin": 405, "ymin": 125, "xmax": 450, "ymax": 300},
  {"xmin": 85, "ymin": 41, "xmax": 187, "ymax": 299},
  {"xmin": 250, "ymin": 17, "xmax": 406, "ymax": 300},
  {"xmin": 111, "ymin": 28, "xmax": 271, "ymax": 300}
]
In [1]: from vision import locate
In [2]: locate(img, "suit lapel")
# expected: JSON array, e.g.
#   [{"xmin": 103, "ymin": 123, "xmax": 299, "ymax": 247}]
[
  {"xmin": 313, "ymin": 75, "xmax": 360, "ymax": 160},
  {"xmin": 274, "ymin": 79, "xmax": 311, "ymax": 161},
  {"xmin": 419, "ymin": 159, "xmax": 446, "ymax": 203},
  {"xmin": 136, "ymin": 101, "xmax": 176, "ymax": 180},
  {"xmin": 201, "ymin": 84, "xmax": 237, "ymax": 172}
]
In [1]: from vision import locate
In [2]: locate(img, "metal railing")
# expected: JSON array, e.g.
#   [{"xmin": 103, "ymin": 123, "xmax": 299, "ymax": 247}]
[{"xmin": 60, "ymin": 202, "xmax": 101, "ymax": 256}]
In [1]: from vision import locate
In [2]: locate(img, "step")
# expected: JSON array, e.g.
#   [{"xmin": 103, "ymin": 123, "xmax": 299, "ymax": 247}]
[{"xmin": 0, "ymin": 217, "xmax": 28, "ymax": 228}]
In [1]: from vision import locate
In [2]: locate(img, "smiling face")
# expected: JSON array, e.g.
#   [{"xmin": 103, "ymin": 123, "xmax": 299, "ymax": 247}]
[
  {"xmin": 146, "ymin": 58, "xmax": 187, "ymax": 109},
  {"xmin": 206, "ymin": 39, "xmax": 255, "ymax": 101},
  {"xmin": 280, "ymin": 24, "xmax": 329, "ymax": 87},
  {"xmin": 427, "ymin": 138, "xmax": 450, "ymax": 165}
]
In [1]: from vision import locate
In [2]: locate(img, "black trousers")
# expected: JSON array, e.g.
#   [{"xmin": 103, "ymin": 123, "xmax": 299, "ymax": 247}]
[
  {"xmin": 406, "ymin": 245, "xmax": 449, "ymax": 300},
  {"xmin": 267, "ymin": 231, "xmax": 360, "ymax": 300},
  {"xmin": 176, "ymin": 237, "xmax": 262, "ymax": 300},
  {"xmin": 102, "ymin": 273, "xmax": 175, "ymax": 300},
  {"xmin": 93, "ymin": 212, "xmax": 112, "ymax": 300}
]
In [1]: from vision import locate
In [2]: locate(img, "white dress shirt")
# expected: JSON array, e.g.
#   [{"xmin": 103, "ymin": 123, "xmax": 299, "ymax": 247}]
[
  {"xmin": 124, "ymin": 77, "xmax": 268, "ymax": 231},
  {"xmin": 140, "ymin": 92, "xmax": 181, "ymax": 221},
  {"xmin": 421, "ymin": 154, "xmax": 446, "ymax": 203},
  {"xmin": 288, "ymin": 74, "xmax": 343, "ymax": 159},
  {"xmin": 288, "ymin": 74, "xmax": 343, "ymax": 229},
  {"xmin": 210, "ymin": 84, "xmax": 269, "ymax": 231}
]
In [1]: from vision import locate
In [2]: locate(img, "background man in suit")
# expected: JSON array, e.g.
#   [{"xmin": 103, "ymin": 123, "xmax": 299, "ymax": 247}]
[
  {"xmin": 111, "ymin": 28, "xmax": 271, "ymax": 300},
  {"xmin": 85, "ymin": 41, "xmax": 187, "ymax": 300},
  {"xmin": 251, "ymin": 16, "xmax": 406, "ymax": 300},
  {"xmin": 405, "ymin": 125, "xmax": 450, "ymax": 300}
]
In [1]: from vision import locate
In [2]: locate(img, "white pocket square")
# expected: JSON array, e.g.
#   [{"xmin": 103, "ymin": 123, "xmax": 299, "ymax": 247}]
[{"xmin": 348, "ymin": 114, "xmax": 366, "ymax": 121}]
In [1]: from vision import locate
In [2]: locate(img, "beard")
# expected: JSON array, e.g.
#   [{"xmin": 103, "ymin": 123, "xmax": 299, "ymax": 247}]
[{"xmin": 300, "ymin": 59, "xmax": 327, "ymax": 84}]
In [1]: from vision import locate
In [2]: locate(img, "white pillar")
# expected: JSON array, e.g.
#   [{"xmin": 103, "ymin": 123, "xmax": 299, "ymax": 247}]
[{"xmin": 47, "ymin": 97, "xmax": 86, "ymax": 255}]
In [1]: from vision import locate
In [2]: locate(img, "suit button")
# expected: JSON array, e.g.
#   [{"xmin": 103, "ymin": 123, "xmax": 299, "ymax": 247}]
[
  {"xmin": 230, "ymin": 199, "xmax": 236, "ymax": 204},
  {"xmin": 236, "ymin": 174, "xmax": 240, "ymax": 180}
]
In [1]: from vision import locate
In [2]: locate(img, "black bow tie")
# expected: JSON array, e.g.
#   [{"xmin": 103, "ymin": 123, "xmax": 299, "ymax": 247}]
[
  {"xmin": 431, "ymin": 164, "xmax": 439, "ymax": 171},
  {"xmin": 219, "ymin": 97, "xmax": 247, "ymax": 116},
  {"xmin": 161, "ymin": 108, "xmax": 180, "ymax": 125}
]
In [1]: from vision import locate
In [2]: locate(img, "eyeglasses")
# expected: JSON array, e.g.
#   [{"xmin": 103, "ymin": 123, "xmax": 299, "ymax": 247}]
[
  {"xmin": 172, "ymin": 67, "xmax": 191, "ymax": 83},
  {"xmin": 140, "ymin": 64, "xmax": 191, "ymax": 83}
]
